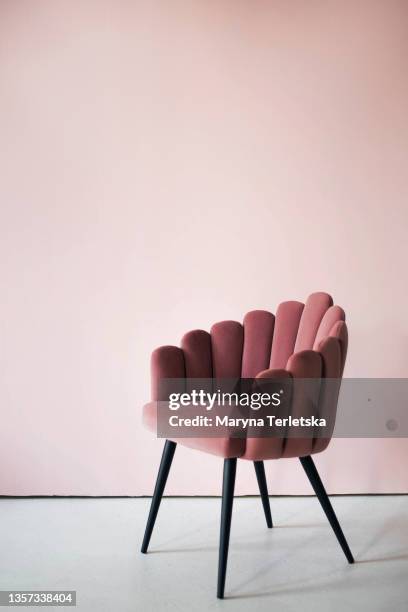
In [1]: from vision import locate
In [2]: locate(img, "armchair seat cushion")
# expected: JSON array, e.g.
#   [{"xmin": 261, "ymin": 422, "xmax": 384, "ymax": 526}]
[{"xmin": 143, "ymin": 401, "xmax": 245, "ymax": 458}]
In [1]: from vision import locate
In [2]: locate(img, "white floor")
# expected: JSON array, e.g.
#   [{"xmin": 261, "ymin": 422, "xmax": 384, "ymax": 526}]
[{"xmin": 0, "ymin": 496, "xmax": 407, "ymax": 612}]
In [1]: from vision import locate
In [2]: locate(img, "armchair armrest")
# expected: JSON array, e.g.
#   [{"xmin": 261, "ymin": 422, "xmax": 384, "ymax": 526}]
[{"xmin": 151, "ymin": 345, "xmax": 185, "ymax": 400}]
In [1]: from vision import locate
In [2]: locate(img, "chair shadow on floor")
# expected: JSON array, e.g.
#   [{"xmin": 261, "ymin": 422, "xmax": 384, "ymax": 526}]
[
  {"xmin": 353, "ymin": 515, "xmax": 408, "ymax": 565},
  {"xmin": 357, "ymin": 553, "xmax": 408, "ymax": 563},
  {"xmin": 227, "ymin": 515, "xmax": 408, "ymax": 600},
  {"xmin": 147, "ymin": 519, "xmax": 327, "ymax": 556}
]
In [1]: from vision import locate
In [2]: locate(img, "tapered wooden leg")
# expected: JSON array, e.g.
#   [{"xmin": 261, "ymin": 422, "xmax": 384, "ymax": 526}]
[
  {"xmin": 300, "ymin": 455, "xmax": 354, "ymax": 563},
  {"xmin": 217, "ymin": 458, "xmax": 237, "ymax": 599},
  {"xmin": 254, "ymin": 461, "xmax": 273, "ymax": 528},
  {"xmin": 141, "ymin": 440, "xmax": 176, "ymax": 554}
]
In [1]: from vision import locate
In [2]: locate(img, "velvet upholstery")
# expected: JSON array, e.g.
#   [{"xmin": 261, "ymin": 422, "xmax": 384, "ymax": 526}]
[
  {"xmin": 150, "ymin": 346, "xmax": 185, "ymax": 401},
  {"xmin": 242, "ymin": 310, "xmax": 274, "ymax": 378},
  {"xmin": 181, "ymin": 330, "xmax": 213, "ymax": 392},
  {"xmin": 294, "ymin": 292, "xmax": 333, "ymax": 353},
  {"xmin": 269, "ymin": 301, "xmax": 304, "ymax": 369},
  {"xmin": 243, "ymin": 368, "xmax": 292, "ymax": 461},
  {"xmin": 144, "ymin": 292, "xmax": 347, "ymax": 460},
  {"xmin": 210, "ymin": 321, "xmax": 244, "ymax": 381}
]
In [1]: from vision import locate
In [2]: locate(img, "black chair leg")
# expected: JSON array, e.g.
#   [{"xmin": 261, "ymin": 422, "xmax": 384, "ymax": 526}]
[
  {"xmin": 300, "ymin": 455, "xmax": 354, "ymax": 563},
  {"xmin": 217, "ymin": 458, "xmax": 237, "ymax": 599},
  {"xmin": 141, "ymin": 440, "xmax": 176, "ymax": 554},
  {"xmin": 254, "ymin": 461, "xmax": 273, "ymax": 528}
]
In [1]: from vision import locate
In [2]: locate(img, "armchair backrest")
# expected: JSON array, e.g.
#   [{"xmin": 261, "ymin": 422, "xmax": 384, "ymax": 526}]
[{"xmin": 177, "ymin": 291, "xmax": 347, "ymax": 379}]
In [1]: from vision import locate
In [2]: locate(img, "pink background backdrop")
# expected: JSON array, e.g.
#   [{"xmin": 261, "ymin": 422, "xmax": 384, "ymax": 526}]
[{"xmin": 1, "ymin": 0, "xmax": 408, "ymax": 495}]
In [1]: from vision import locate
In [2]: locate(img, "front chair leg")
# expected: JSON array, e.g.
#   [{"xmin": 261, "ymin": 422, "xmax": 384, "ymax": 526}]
[
  {"xmin": 300, "ymin": 455, "xmax": 354, "ymax": 563},
  {"xmin": 217, "ymin": 458, "xmax": 237, "ymax": 599},
  {"xmin": 254, "ymin": 461, "xmax": 273, "ymax": 528},
  {"xmin": 141, "ymin": 440, "xmax": 176, "ymax": 554}
]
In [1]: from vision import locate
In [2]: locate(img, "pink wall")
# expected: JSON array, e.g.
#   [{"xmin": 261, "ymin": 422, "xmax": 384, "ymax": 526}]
[{"xmin": 1, "ymin": 0, "xmax": 408, "ymax": 495}]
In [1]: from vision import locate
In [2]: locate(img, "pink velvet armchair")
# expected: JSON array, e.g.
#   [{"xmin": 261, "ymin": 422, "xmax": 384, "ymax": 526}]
[{"xmin": 141, "ymin": 292, "xmax": 353, "ymax": 598}]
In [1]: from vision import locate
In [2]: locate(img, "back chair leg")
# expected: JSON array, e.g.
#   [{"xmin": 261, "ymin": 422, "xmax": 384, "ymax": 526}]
[
  {"xmin": 254, "ymin": 461, "xmax": 273, "ymax": 528},
  {"xmin": 217, "ymin": 458, "xmax": 237, "ymax": 599},
  {"xmin": 300, "ymin": 455, "xmax": 354, "ymax": 563},
  {"xmin": 141, "ymin": 440, "xmax": 177, "ymax": 554}
]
